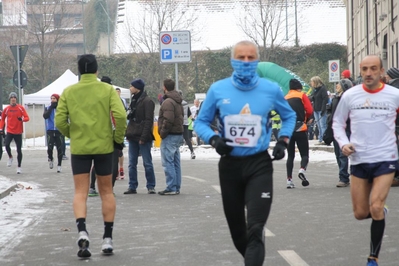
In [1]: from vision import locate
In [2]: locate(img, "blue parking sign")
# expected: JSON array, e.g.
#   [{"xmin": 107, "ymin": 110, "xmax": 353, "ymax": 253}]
[{"xmin": 162, "ymin": 49, "xmax": 172, "ymax": 60}]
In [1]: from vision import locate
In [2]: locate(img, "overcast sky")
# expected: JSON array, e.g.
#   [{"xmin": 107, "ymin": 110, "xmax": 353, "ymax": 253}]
[{"xmin": 114, "ymin": 0, "xmax": 346, "ymax": 53}]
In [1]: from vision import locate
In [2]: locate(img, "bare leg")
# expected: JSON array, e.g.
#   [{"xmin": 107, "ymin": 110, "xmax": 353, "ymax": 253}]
[
  {"xmin": 73, "ymin": 173, "xmax": 90, "ymax": 219},
  {"xmin": 97, "ymin": 174, "xmax": 116, "ymax": 222}
]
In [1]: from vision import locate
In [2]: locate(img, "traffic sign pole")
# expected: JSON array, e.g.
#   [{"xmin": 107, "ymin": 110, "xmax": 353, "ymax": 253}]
[
  {"xmin": 10, "ymin": 45, "xmax": 29, "ymax": 104},
  {"xmin": 17, "ymin": 45, "xmax": 22, "ymax": 104}
]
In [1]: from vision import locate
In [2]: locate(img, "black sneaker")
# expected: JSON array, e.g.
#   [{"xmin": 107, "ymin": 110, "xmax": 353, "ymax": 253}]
[
  {"xmin": 158, "ymin": 190, "xmax": 177, "ymax": 195},
  {"xmin": 123, "ymin": 189, "xmax": 137, "ymax": 194},
  {"xmin": 298, "ymin": 168, "xmax": 309, "ymax": 187}
]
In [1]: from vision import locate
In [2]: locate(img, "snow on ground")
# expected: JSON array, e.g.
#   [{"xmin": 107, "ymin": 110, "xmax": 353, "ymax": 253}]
[{"xmin": 0, "ymin": 180, "xmax": 50, "ymax": 257}]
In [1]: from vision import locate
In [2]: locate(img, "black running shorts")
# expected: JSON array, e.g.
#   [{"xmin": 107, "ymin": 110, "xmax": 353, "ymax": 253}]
[{"xmin": 71, "ymin": 153, "xmax": 113, "ymax": 175}]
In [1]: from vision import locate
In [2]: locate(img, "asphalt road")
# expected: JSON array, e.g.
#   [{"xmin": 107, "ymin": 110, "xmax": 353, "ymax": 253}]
[{"xmin": 0, "ymin": 148, "xmax": 399, "ymax": 266}]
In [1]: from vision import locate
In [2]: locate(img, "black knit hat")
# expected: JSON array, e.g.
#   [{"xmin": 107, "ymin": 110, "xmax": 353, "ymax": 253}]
[
  {"xmin": 130, "ymin": 79, "xmax": 145, "ymax": 90},
  {"xmin": 78, "ymin": 54, "xmax": 98, "ymax": 75},
  {"xmin": 387, "ymin": 68, "xmax": 399, "ymax": 79},
  {"xmin": 101, "ymin": 76, "xmax": 112, "ymax": 85},
  {"xmin": 339, "ymin": 78, "xmax": 353, "ymax": 92},
  {"xmin": 289, "ymin": 79, "xmax": 303, "ymax": 90}
]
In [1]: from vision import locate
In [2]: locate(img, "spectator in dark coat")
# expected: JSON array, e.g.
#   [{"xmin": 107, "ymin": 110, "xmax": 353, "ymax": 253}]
[
  {"xmin": 124, "ymin": 78, "xmax": 156, "ymax": 194},
  {"xmin": 310, "ymin": 76, "xmax": 329, "ymax": 144}
]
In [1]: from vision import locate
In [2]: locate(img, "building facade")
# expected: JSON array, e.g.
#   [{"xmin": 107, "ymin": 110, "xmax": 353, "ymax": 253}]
[
  {"xmin": 345, "ymin": 0, "xmax": 398, "ymax": 77},
  {"xmin": 0, "ymin": 0, "xmax": 85, "ymax": 55}
]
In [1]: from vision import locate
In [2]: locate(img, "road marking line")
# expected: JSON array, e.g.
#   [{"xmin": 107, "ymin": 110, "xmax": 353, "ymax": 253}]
[
  {"xmin": 278, "ymin": 250, "xmax": 309, "ymax": 266},
  {"xmin": 265, "ymin": 229, "xmax": 275, "ymax": 237},
  {"xmin": 184, "ymin": 175, "xmax": 207, "ymax": 182},
  {"xmin": 212, "ymin": 185, "xmax": 221, "ymax": 193}
]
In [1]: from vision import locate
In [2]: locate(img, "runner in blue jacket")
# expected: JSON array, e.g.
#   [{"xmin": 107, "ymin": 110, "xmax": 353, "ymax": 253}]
[{"xmin": 194, "ymin": 40, "xmax": 296, "ymax": 266}]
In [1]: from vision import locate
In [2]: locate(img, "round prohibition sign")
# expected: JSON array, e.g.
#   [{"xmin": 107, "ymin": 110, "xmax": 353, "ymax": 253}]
[
  {"xmin": 330, "ymin": 62, "xmax": 338, "ymax": 72},
  {"xmin": 161, "ymin": 34, "xmax": 172, "ymax": 45}
]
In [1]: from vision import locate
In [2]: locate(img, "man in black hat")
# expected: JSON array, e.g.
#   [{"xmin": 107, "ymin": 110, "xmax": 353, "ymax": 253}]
[
  {"xmin": 124, "ymin": 78, "xmax": 157, "ymax": 195},
  {"xmin": 284, "ymin": 79, "xmax": 313, "ymax": 188}
]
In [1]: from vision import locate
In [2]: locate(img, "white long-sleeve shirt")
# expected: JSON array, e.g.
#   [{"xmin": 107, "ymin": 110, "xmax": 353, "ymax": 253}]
[{"xmin": 332, "ymin": 83, "xmax": 399, "ymax": 165}]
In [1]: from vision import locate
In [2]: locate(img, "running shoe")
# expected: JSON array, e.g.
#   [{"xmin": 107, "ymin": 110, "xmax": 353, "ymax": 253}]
[
  {"xmin": 119, "ymin": 169, "xmax": 124, "ymax": 179},
  {"xmin": 57, "ymin": 166, "xmax": 62, "ymax": 173},
  {"xmin": 77, "ymin": 231, "xmax": 91, "ymax": 258},
  {"xmin": 17, "ymin": 167, "xmax": 21, "ymax": 174},
  {"xmin": 286, "ymin": 179, "xmax": 295, "ymax": 189},
  {"xmin": 48, "ymin": 159, "xmax": 54, "ymax": 169},
  {"xmin": 191, "ymin": 152, "xmax": 196, "ymax": 159},
  {"xmin": 88, "ymin": 188, "xmax": 99, "ymax": 197},
  {"xmin": 367, "ymin": 258, "xmax": 378, "ymax": 266},
  {"xmin": 298, "ymin": 168, "xmax": 309, "ymax": 186},
  {"xmin": 7, "ymin": 157, "xmax": 13, "ymax": 167},
  {"xmin": 147, "ymin": 188, "xmax": 156, "ymax": 194},
  {"xmin": 101, "ymin": 237, "xmax": 113, "ymax": 255}
]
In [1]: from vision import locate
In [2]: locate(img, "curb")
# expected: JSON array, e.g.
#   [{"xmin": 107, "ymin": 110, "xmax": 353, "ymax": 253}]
[{"xmin": 0, "ymin": 184, "xmax": 19, "ymax": 200}]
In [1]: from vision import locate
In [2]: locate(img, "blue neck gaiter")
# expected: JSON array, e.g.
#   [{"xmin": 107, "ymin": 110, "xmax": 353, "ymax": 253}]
[{"xmin": 230, "ymin": 59, "xmax": 260, "ymax": 91}]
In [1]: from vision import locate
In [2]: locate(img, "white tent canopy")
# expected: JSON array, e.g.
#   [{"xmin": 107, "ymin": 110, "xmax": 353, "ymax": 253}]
[{"xmin": 24, "ymin": 69, "xmax": 131, "ymax": 105}]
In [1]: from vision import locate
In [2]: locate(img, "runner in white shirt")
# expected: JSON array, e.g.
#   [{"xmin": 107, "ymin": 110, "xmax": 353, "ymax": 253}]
[{"xmin": 333, "ymin": 55, "xmax": 399, "ymax": 266}]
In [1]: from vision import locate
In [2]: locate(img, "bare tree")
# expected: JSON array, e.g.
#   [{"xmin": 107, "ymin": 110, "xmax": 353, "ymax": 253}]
[
  {"xmin": 1, "ymin": 1, "xmax": 84, "ymax": 90},
  {"xmin": 237, "ymin": 0, "xmax": 297, "ymax": 60}
]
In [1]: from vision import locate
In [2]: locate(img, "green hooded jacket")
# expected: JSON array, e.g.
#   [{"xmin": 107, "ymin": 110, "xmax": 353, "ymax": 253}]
[{"xmin": 55, "ymin": 74, "xmax": 127, "ymax": 155}]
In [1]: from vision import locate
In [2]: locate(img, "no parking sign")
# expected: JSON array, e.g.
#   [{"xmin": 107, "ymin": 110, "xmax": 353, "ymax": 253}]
[{"xmin": 328, "ymin": 60, "xmax": 340, "ymax": 82}]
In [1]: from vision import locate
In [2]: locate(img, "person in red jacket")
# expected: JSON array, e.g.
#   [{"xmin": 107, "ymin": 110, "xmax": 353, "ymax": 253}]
[
  {"xmin": 0, "ymin": 92, "xmax": 30, "ymax": 173},
  {"xmin": 284, "ymin": 79, "xmax": 314, "ymax": 188}
]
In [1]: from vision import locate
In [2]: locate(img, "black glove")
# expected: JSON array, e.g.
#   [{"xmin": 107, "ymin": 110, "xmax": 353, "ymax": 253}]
[
  {"xmin": 50, "ymin": 102, "xmax": 58, "ymax": 108},
  {"xmin": 272, "ymin": 137, "xmax": 288, "ymax": 160},
  {"xmin": 17, "ymin": 117, "xmax": 23, "ymax": 121},
  {"xmin": 210, "ymin": 136, "xmax": 233, "ymax": 156},
  {"xmin": 114, "ymin": 141, "xmax": 125, "ymax": 151}
]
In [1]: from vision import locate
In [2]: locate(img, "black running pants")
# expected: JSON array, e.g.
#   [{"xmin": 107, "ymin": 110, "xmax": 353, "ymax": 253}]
[
  {"xmin": 219, "ymin": 150, "xmax": 273, "ymax": 266},
  {"xmin": 5, "ymin": 133, "xmax": 22, "ymax": 167},
  {"xmin": 46, "ymin": 130, "xmax": 63, "ymax": 166},
  {"xmin": 286, "ymin": 131, "xmax": 309, "ymax": 178}
]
